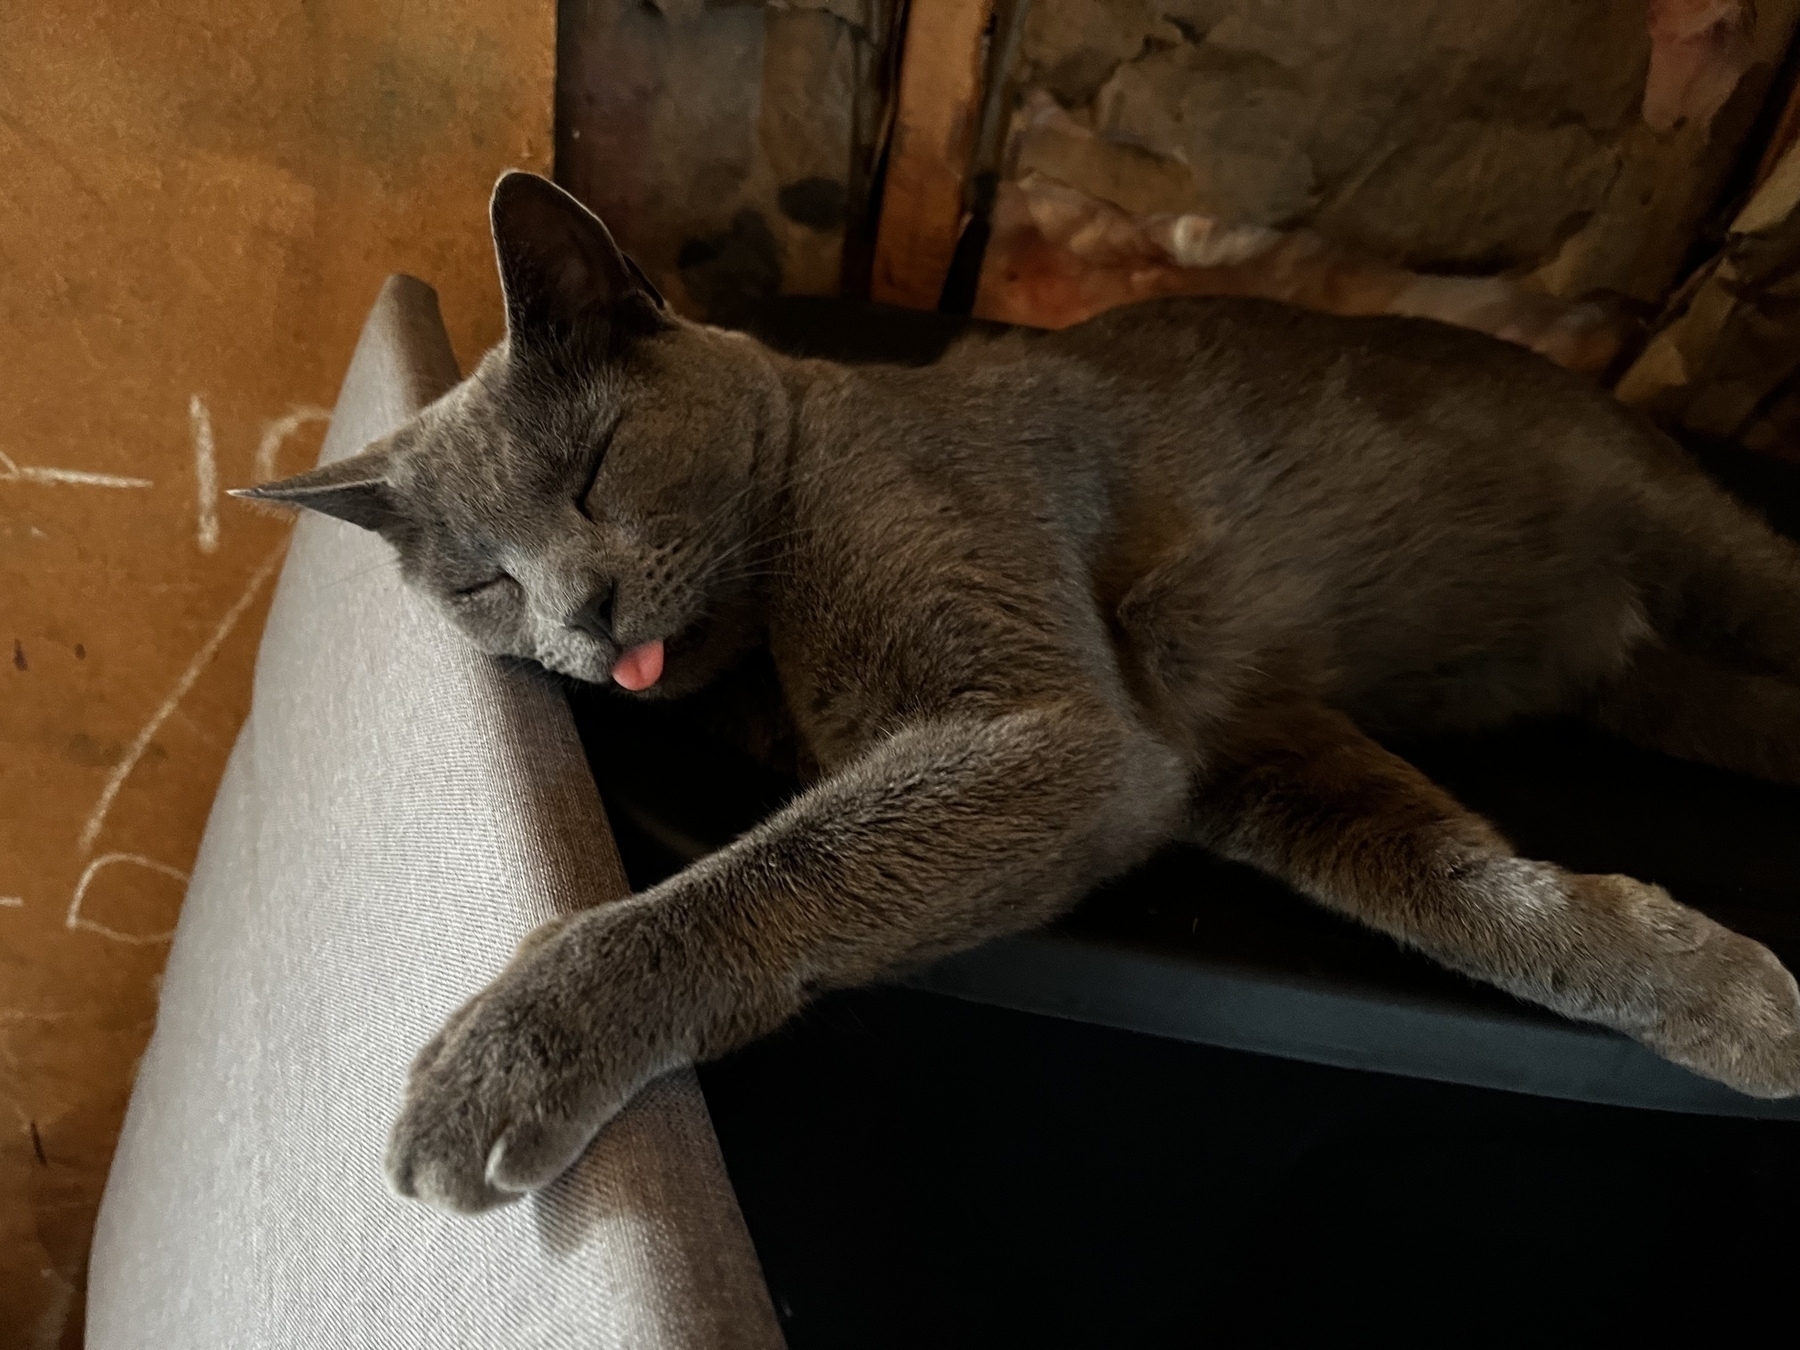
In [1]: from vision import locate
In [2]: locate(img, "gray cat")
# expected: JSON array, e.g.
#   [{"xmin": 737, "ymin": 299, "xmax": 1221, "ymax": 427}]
[{"xmin": 243, "ymin": 172, "xmax": 1800, "ymax": 1214}]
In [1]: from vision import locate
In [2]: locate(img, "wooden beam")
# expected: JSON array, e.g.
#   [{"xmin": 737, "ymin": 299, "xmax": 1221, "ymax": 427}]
[{"xmin": 870, "ymin": 0, "xmax": 994, "ymax": 310}]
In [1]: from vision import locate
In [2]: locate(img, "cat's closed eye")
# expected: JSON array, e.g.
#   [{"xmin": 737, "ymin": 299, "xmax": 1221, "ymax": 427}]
[
  {"xmin": 574, "ymin": 426, "xmax": 617, "ymax": 521},
  {"xmin": 452, "ymin": 574, "xmax": 516, "ymax": 601}
]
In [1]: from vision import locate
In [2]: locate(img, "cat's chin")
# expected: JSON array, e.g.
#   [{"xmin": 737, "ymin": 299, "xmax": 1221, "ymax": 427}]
[
  {"xmin": 615, "ymin": 620, "xmax": 737, "ymax": 700},
  {"xmin": 534, "ymin": 630, "xmax": 680, "ymax": 690},
  {"xmin": 540, "ymin": 639, "xmax": 681, "ymax": 695},
  {"xmin": 544, "ymin": 613, "xmax": 749, "ymax": 699},
  {"xmin": 527, "ymin": 645, "xmax": 627, "ymax": 689}
]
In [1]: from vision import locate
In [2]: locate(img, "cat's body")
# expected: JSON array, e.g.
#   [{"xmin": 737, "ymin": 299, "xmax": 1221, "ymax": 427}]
[
  {"xmin": 780, "ymin": 298, "xmax": 1683, "ymax": 766},
  {"xmin": 246, "ymin": 175, "xmax": 1800, "ymax": 1215}
]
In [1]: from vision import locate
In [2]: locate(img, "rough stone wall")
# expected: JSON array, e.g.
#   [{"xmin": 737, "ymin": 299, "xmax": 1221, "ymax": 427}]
[
  {"xmin": 974, "ymin": 0, "xmax": 1800, "ymax": 375},
  {"xmin": 1011, "ymin": 0, "xmax": 1650, "ymax": 277},
  {"xmin": 1618, "ymin": 106, "xmax": 1800, "ymax": 459}
]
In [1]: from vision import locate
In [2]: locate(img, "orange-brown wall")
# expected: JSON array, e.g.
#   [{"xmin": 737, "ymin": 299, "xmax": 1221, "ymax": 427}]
[{"xmin": 0, "ymin": 4, "xmax": 551, "ymax": 1340}]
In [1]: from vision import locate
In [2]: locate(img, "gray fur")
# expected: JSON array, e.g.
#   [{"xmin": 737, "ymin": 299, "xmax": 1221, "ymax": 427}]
[{"xmin": 248, "ymin": 174, "xmax": 1800, "ymax": 1213}]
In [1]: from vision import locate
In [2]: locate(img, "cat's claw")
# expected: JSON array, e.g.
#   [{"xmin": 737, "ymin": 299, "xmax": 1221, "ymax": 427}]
[{"xmin": 385, "ymin": 904, "xmax": 695, "ymax": 1213}]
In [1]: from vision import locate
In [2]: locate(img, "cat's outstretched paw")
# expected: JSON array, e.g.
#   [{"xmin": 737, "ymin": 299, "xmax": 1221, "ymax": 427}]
[
  {"xmin": 1581, "ymin": 874, "xmax": 1800, "ymax": 1099},
  {"xmin": 385, "ymin": 903, "xmax": 698, "ymax": 1213}
]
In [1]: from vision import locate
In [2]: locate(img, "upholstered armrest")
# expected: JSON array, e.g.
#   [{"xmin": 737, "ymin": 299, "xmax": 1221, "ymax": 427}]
[{"xmin": 88, "ymin": 276, "xmax": 784, "ymax": 1348}]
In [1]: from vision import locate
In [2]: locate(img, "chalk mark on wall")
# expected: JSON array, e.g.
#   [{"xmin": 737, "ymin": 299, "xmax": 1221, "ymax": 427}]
[
  {"xmin": 64, "ymin": 853, "xmax": 190, "ymax": 944},
  {"xmin": 0, "ymin": 450, "xmax": 152, "ymax": 490},
  {"xmin": 77, "ymin": 542, "xmax": 288, "ymax": 855},
  {"xmin": 254, "ymin": 406, "xmax": 334, "ymax": 483},
  {"xmin": 190, "ymin": 394, "xmax": 220, "ymax": 553},
  {"xmin": 0, "ymin": 896, "xmax": 22, "ymax": 907}
]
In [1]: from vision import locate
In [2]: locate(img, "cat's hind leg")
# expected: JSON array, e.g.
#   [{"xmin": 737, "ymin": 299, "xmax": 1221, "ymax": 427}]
[
  {"xmin": 1640, "ymin": 485, "xmax": 1800, "ymax": 677},
  {"xmin": 1589, "ymin": 645, "xmax": 1800, "ymax": 784},
  {"xmin": 1191, "ymin": 701, "xmax": 1800, "ymax": 1096},
  {"xmin": 1591, "ymin": 490, "xmax": 1800, "ymax": 781}
]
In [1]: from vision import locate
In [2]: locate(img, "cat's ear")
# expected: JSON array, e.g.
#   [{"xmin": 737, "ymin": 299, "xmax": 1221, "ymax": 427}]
[
  {"xmin": 229, "ymin": 440, "xmax": 399, "ymax": 532},
  {"xmin": 489, "ymin": 171, "xmax": 660, "ymax": 343}
]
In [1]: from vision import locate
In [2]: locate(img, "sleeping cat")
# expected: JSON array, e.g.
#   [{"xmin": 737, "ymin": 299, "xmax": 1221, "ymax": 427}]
[{"xmin": 243, "ymin": 172, "xmax": 1800, "ymax": 1214}]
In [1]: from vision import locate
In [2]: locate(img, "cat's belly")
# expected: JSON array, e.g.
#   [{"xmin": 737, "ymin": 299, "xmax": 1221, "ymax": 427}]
[
  {"xmin": 1303, "ymin": 572, "xmax": 1649, "ymax": 734},
  {"xmin": 1115, "ymin": 540, "xmax": 1650, "ymax": 741}
]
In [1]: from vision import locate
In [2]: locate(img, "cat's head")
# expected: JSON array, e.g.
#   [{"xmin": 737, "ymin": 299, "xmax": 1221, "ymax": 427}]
[{"xmin": 238, "ymin": 172, "xmax": 788, "ymax": 696}]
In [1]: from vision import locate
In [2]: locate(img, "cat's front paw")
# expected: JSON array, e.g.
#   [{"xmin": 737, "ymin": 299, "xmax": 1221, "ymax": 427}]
[{"xmin": 385, "ymin": 901, "xmax": 699, "ymax": 1213}]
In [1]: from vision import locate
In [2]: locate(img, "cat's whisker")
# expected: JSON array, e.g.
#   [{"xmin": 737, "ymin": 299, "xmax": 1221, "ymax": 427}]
[
  {"xmin": 699, "ymin": 551, "xmax": 794, "ymax": 584},
  {"xmin": 704, "ymin": 570, "xmax": 792, "ymax": 591},
  {"xmin": 700, "ymin": 523, "xmax": 819, "ymax": 571},
  {"xmin": 321, "ymin": 556, "xmax": 401, "ymax": 592}
]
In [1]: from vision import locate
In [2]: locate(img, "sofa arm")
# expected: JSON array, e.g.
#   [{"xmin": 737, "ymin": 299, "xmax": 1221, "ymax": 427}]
[{"xmin": 88, "ymin": 275, "xmax": 784, "ymax": 1349}]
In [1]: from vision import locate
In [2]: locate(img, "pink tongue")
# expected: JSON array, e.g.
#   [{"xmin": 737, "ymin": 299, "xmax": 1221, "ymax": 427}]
[{"xmin": 610, "ymin": 639, "xmax": 665, "ymax": 691}]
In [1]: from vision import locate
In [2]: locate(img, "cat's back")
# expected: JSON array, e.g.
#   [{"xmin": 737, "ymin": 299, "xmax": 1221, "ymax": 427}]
[
  {"xmin": 959, "ymin": 294, "xmax": 1607, "ymax": 429},
  {"xmin": 952, "ymin": 295, "xmax": 1698, "ymax": 513},
  {"xmin": 795, "ymin": 294, "xmax": 1690, "ymax": 590}
]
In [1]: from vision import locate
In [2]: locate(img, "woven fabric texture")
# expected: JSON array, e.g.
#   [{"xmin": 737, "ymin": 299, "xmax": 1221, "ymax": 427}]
[{"xmin": 86, "ymin": 275, "xmax": 784, "ymax": 1349}]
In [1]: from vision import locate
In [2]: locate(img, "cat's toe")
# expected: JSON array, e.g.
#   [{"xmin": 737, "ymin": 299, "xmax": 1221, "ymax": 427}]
[
  {"xmin": 387, "ymin": 1043, "xmax": 635, "ymax": 1212},
  {"xmin": 485, "ymin": 1113, "xmax": 608, "ymax": 1194},
  {"xmin": 386, "ymin": 1079, "xmax": 514, "ymax": 1213},
  {"xmin": 386, "ymin": 906, "xmax": 696, "ymax": 1213},
  {"xmin": 385, "ymin": 981, "xmax": 582, "ymax": 1213}
]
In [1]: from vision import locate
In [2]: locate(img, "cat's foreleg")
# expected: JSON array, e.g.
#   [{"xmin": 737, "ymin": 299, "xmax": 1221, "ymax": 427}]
[
  {"xmin": 387, "ymin": 699, "xmax": 1186, "ymax": 1212},
  {"xmin": 1190, "ymin": 701, "xmax": 1800, "ymax": 1101}
]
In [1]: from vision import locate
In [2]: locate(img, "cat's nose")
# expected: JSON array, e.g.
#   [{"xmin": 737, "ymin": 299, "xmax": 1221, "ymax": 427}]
[{"xmin": 567, "ymin": 583, "xmax": 616, "ymax": 642}]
